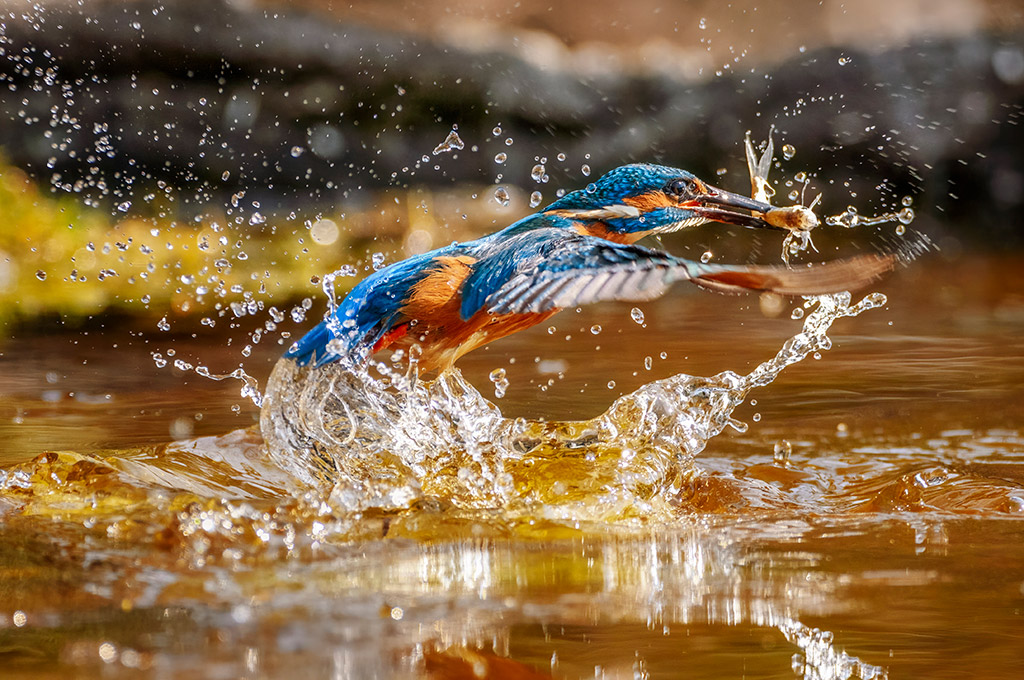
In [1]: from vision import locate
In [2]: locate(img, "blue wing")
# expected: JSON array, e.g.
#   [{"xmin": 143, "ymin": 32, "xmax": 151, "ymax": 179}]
[
  {"xmin": 460, "ymin": 229, "xmax": 691, "ymax": 318},
  {"xmin": 461, "ymin": 229, "xmax": 898, "ymax": 316}
]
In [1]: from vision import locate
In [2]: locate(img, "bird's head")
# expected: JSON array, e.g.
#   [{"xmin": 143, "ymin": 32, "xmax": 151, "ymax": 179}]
[{"xmin": 543, "ymin": 163, "xmax": 778, "ymax": 243}]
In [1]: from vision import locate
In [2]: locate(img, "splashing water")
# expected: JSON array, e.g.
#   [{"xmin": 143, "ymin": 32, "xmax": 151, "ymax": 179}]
[{"xmin": 260, "ymin": 292, "xmax": 886, "ymax": 520}]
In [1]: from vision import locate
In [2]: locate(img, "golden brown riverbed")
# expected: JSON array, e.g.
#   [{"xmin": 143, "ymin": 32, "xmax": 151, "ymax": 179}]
[{"xmin": 1, "ymin": 255, "xmax": 1023, "ymax": 678}]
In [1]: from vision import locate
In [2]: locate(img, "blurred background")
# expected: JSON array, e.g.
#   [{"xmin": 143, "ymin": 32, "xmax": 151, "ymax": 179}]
[
  {"xmin": 1, "ymin": 0, "xmax": 1023, "ymax": 452},
  {"xmin": 3, "ymin": 3, "xmax": 1024, "ymax": 678}
]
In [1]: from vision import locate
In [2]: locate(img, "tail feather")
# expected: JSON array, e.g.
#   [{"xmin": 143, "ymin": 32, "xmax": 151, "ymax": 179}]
[{"xmin": 687, "ymin": 253, "xmax": 897, "ymax": 296}]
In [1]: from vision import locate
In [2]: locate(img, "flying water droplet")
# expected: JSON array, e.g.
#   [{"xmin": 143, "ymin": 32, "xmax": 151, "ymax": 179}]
[
  {"xmin": 701, "ymin": 250, "xmax": 713, "ymax": 263},
  {"xmin": 630, "ymin": 307, "xmax": 645, "ymax": 324},
  {"xmin": 838, "ymin": 55, "xmax": 851, "ymax": 65},
  {"xmin": 489, "ymin": 368, "xmax": 509, "ymax": 399},
  {"xmin": 590, "ymin": 325, "xmax": 602, "ymax": 335},
  {"xmin": 35, "ymin": 270, "xmax": 46, "ymax": 281},
  {"xmin": 781, "ymin": 144, "xmax": 796, "ymax": 160},
  {"xmin": 901, "ymin": 195, "xmax": 913, "ymax": 207},
  {"xmin": 117, "ymin": 201, "xmax": 131, "ymax": 212},
  {"xmin": 432, "ymin": 127, "xmax": 465, "ymax": 155},
  {"xmin": 581, "ymin": 164, "xmax": 591, "ymax": 176},
  {"xmin": 897, "ymin": 207, "xmax": 915, "ymax": 225},
  {"xmin": 492, "ymin": 125, "xmax": 502, "ymax": 136},
  {"xmin": 494, "ymin": 152, "xmax": 507, "ymax": 164},
  {"xmin": 773, "ymin": 439, "xmax": 792, "ymax": 465},
  {"xmin": 531, "ymin": 164, "xmax": 546, "ymax": 182},
  {"xmin": 494, "ymin": 186, "xmax": 510, "ymax": 207},
  {"xmin": 290, "ymin": 146, "xmax": 305, "ymax": 157},
  {"xmin": 529, "ymin": 191, "xmax": 542, "ymax": 208}
]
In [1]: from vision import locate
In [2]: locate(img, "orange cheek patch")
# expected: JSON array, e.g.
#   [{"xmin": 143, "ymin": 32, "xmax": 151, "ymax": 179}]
[{"xmin": 623, "ymin": 190, "xmax": 674, "ymax": 213}]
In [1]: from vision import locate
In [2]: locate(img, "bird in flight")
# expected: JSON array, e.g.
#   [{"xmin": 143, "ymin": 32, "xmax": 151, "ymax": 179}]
[{"xmin": 286, "ymin": 164, "xmax": 896, "ymax": 373}]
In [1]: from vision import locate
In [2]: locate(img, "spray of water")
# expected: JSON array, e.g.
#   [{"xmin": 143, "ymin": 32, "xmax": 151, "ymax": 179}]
[{"xmin": 260, "ymin": 291, "xmax": 886, "ymax": 519}]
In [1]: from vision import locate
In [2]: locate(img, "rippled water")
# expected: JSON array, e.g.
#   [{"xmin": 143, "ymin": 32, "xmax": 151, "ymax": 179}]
[{"xmin": 1, "ymin": 256, "xmax": 1023, "ymax": 678}]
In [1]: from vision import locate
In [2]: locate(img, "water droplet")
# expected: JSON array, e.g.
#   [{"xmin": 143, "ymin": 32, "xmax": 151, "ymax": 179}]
[
  {"xmin": 643, "ymin": 356, "xmax": 653, "ymax": 370},
  {"xmin": 531, "ymin": 163, "xmax": 546, "ymax": 182},
  {"xmin": 504, "ymin": 137, "xmax": 514, "ymax": 146},
  {"xmin": 492, "ymin": 125, "xmax": 502, "ymax": 136},
  {"xmin": 901, "ymin": 195, "xmax": 913, "ymax": 207},
  {"xmin": 493, "ymin": 186, "xmax": 510, "ymax": 207},
  {"xmin": 585, "ymin": 183, "xmax": 597, "ymax": 193},
  {"xmin": 556, "ymin": 152, "xmax": 566, "ymax": 161},
  {"xmin": 782, "ymin": 144, "xmax": 796, "ymax": 160},
  {"xmin": 489, "ymin": 368, "xmax": 509, "ymax": 399},
  {"xmin": 607, "ymin": 380, "xmax": 616, "ymax": 389},
  {"xmin": 581, "ymin": 164, "xmax": 591, "ymax": 176},
  {"xmin": 494, "ymin": 152, "xmax": 507, "ymax": 164},
  {"xmin": 700, "ymin": 250, "xmax": 713, "ymax": 263},
  {"xmin": 791, "ymin": 307, "xmax": 805, "ymax": 320},
  {"xmin": 698, "ymin": 17, "xmax": 707, "ymax": 29},
  {"xmin": 529, "ymin": 191, "xmax": 542, "ymax": 208},
  {"xmin": 290, "ymin": 145, "xmax": 305, "ymax": 157},
  {"xmin": 795, "ymin": 171, "xmax": 807, "ymax": 182},
  {"xmin": 897, "ymin": 207, "xmax": 915, "ymax": 225},
  {"xmin": 221, "ymin": 171, "xmax": 230, "ymax": 181},
  {"xmin": 773, "ymin": 439, "xmax": 792, "ymax": 465},
  {"xmin": 752, "ymin": 413, "xmax": 761, "ymax": 422},
  {"xmin": 630, "ymin": 307, "xmax": 645, "ymax": 324},
  {"xmin": 788, "ymin": 190, "xmax": 800, "ymax": 201},
  {"xmin": 838, "ymin": 55, "xmax": 851, "ymax": 66},
  {"xmin": 590, "ymin": 325, "xmax": 602, "ymax": 335},
  {"xmin": 371, "ymin": 252, "xmax": 387, "ymax": 270},
  {"xmin": 432, "ymin": 127, "xmax": 465, "ymax": 155},
  {"xmin": 117, "ymin": 201, "xmax": 131, "ymax": 212},
  {"xmin": 157, "ymin": 316, "xmax": 170, "ymax": 331},
  {"xmin": 35, "ymin": 270, "xmax": 46, "ymax": 281}
]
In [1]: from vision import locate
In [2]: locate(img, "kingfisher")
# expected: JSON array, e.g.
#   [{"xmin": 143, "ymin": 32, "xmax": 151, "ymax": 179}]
[{"xmin": 285, "ymin": 164, "xmax": 896, "ymax": 374}]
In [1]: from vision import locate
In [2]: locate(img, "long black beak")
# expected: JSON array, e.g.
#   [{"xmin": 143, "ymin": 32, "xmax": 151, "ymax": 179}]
[{"xmin": 692, "ymin": 185, "xmax": 781, "ymax": 230}]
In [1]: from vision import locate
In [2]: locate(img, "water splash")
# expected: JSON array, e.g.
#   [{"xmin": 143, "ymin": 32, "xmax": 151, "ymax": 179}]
[{"xmin": 260, "ymin": 292, "xmax": 886, "ymax": 519}]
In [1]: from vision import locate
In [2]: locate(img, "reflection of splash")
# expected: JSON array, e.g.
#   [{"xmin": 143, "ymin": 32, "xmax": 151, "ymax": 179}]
[
  {"xmin": 322, "ymin": 528, "xmax": 888, "ymax": 679},
  {"xmin": 260, "ymin": 292, "xmax": 887, "ymax": 518}
]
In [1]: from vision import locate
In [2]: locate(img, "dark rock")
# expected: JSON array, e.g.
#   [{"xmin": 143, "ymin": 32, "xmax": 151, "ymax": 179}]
[{"xmin": 1, "ymin": 0, "xmax": 1022, "ymax": 245}]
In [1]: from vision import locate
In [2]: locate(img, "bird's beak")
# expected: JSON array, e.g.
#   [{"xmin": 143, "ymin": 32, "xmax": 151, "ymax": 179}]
[{"xmin": 690, "ymin": 185, "xmax": 781, "ymax": 230}]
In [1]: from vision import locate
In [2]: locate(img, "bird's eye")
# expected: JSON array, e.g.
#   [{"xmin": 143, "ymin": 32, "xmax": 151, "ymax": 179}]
[{"xmin": 666, "ymin": 178, "xmax": 700, "ymax": 199}]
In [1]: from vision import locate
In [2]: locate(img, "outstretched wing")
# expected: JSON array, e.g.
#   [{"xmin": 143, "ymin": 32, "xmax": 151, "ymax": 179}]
[
  {"xmin": 461, "ymin": 230, "xmax": 692, "ymax": 317},
  {"xmin": 463, "ymin": 229, "xmax": 898, "ymax": 317}
]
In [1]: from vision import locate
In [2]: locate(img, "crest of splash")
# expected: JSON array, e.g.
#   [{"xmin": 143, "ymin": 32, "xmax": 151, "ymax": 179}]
[{"xmin": 260, "ymin": 292, "xmax": 886, "ymax": 521}]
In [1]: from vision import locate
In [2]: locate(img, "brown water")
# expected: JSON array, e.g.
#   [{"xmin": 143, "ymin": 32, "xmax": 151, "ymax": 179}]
[{"xmin": 1, "ymin": 255, "xmax": 1023, "ymax": 679}]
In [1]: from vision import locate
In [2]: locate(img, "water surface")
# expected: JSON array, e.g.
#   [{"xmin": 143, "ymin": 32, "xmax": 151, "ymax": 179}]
[{"xmin": 1, "ymin": 255, "xmax": 1023, "ymax": 678}]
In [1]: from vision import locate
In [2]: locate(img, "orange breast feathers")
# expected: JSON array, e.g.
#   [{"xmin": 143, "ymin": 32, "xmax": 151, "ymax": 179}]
[{"xmin": 388, "ymin": 255, "xmax": 557, "ymax": 372}]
